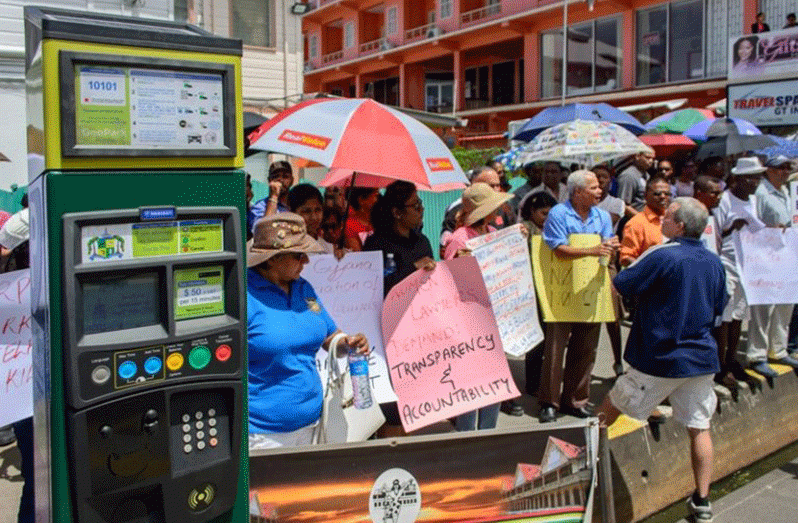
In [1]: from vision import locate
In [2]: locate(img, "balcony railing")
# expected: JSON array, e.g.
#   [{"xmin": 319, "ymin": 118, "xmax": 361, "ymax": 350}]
[
  {"xmin": 360, "ymin": 37, "xmax": 390, "ymax": 54},
  {"xmin": 461, "ymin": 3, "xmax": 502, "ymax": 25},
  {"xmin": 321, "ymin": 50, "xmax": 344, "ymax": 64},
  {"xmin": 404, "ymin": 22, "xmax": 438, "ymax": 42}
]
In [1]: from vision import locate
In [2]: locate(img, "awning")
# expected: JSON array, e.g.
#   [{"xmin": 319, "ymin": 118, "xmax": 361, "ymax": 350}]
[{"xmin": 618, "ymin": 98, "xmax": 687, "ymax": 113}]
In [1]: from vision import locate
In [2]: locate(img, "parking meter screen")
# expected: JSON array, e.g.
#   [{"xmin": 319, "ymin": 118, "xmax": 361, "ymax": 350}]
[
  {"xmin": 74, "ymin": 65, "xmax": 226, "ymax": 151},
  {"xmin": 82, "ymin": 273, "xmax": 160, "ymax": 334},
  {"xmin": 174, "ymin": 266, "xmax": 225, "ymax": 320}
]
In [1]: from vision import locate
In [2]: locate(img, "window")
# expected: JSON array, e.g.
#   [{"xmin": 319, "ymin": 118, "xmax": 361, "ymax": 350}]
[
  {"xmin": 425, "ymin": 73, "xmax": 454, "ymax": 112},
  {"xmin": 440, "ymin": 0, "xmax": 452, "ymax": 19},
  {"xmin": 637, "ymin": 0, "xmax": 704, "ymax": 86},
  {"xmin": 541, "ymin": 16, "xmax": 620, "ymax": 98},
  {"xmin": 387, "ymin": 6, "xmax": 398, "ymax": 36},
  {"xmin": 344, "ymin": 21, "xmax": 355, "ymax": 49},
  {"xmin": 310, "ymin": 35, "xmax": 318, "ymax": 58},
  {"xmin": 231, "ymin": 0, "xmax": 273, "ymax": 47}
]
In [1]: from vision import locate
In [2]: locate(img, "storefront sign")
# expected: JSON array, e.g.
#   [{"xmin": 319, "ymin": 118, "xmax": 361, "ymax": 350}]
[{"xmin": 728, "ymin": 80, "xmax": 798, "ymax": 126}]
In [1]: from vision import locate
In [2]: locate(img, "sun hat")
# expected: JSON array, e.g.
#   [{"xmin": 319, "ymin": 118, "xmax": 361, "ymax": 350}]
[
  {"xmin": 247, "ymin": 212, "xmax": 325, "ymax": 267},
  {"xmin": 765, "ymin": 154, "xmax": 792, "ymax": 167},
  {"xmin": 730, "ymin": 156, "xmax": 766, "ymax": 176},
  {"xmin": 461, "ymin": 182, "xmax": 512, "ymax": 226}
]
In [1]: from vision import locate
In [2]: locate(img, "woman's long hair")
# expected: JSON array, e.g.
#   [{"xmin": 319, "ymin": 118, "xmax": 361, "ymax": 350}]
[{"xmin": 370, "ymin": 181, "xmax": 417, "ymax": 235}]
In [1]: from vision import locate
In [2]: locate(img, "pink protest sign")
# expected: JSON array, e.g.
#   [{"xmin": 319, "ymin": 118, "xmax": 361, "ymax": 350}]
[{"xmin": 382, "ymin": 257, "xmax": 519, "ymax": 432}]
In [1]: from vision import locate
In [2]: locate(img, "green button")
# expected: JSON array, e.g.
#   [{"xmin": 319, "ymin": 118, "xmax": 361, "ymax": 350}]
[{"xmin": 189, "ymin": 346, "xmax": 211, "ymax": 370}]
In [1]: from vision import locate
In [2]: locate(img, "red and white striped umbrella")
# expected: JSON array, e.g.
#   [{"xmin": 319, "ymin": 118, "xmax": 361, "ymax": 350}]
[{"xmin": 247, "ymin": 98, "xmax": 467, "ymax": 192}]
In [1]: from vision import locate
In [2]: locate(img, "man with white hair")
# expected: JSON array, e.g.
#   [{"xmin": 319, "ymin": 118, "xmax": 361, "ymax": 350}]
[
  {"xmin": 538, "ymin": 170, "xmax": 619, "ymax": 423},
  {"xmin": 596, "ymin": 197, "xmax": 727, "ymax": 523}
]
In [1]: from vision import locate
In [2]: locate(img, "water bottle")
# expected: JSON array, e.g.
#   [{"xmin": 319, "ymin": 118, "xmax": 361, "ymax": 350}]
[
  {"xmin": 348, "ymin": 347, "xmax": 373, "ymax": 409},
  {"xmin": 384, "ymin": 252, "xmax": 397, "ymax": 277}
]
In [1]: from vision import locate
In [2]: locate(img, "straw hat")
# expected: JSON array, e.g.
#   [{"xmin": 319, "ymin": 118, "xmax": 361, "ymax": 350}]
[
  {"xmin": 247, "ymin": 212, "xmax": 325, "ymax": 267},
  {"xmin": 730, "ymin": 157, "xmax": 766, "ymax": 176},
  {"xmin": 462, "ymin": 182, "xmax": 512, "ymax": 226}
]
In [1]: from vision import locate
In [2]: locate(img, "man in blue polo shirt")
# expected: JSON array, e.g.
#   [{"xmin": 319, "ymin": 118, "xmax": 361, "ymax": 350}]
[
  {"xmin": 595, "ymin": 197, "xmax": 727, "ymax": 523},
  {"xmin": 537, "ymin": 169, "xmax": 619, "ymax": 423}
]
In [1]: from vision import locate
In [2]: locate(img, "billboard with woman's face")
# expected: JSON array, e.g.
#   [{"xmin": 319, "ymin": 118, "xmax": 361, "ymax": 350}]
[{"xmin": 729, "ymin": 26, "xmax": 798, "ymax": 80}]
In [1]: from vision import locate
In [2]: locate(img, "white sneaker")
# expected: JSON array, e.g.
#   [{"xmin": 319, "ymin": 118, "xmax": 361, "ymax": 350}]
[{"xmin": 686, "ymin": 496, "xmax": 713, "ymax": 523}]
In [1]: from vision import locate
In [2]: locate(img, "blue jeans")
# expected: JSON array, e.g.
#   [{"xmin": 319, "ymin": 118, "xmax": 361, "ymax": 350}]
[{"xmin": 454, "ymin": 403, "xmax": 500, "ymax": 431}]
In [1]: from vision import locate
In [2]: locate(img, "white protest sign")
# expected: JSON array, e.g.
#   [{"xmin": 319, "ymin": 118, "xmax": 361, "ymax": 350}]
[
  {"xmin": 0, "ymin": 269, "xmax": 32, "ymax": 427},
  {"xmin": 465, "ymin": 224, "xmax": 544, "ymax": 356},
  {"xmin": 735, "ymin": 228, "xmax": 798, "ymax": 305},
  {"xmin": 301, "ymin": 252, "xmax": 397, "ymax": 403},
  {"xmin": 790, "ymin": 180, "xmax": 798, "ymax": 227}
]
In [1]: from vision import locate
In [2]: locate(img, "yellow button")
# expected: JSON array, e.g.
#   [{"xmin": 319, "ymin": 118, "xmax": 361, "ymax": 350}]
[{"xmin": 166, "ymin": 353, "xmax": 184, "ymax": 372}]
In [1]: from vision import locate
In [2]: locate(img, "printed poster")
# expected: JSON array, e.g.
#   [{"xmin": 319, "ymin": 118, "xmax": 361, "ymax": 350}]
[
  {"xmin": 300, "ymin": 252, "xmax": 397, "ymax": 404},
  {"xmin": 465, "ymin": 224, "xmax": 544, "ymax": 356},
  {"xmin": 0, "ymin": 269, "xmax": 32, "ymax": 427},
  {"xmin": 382, "ymin": 257, "xmax": 519, "ymax": 432},
  {"xmin": 531, "ymin": 234, "xmax": 615, "ymax": 323}
]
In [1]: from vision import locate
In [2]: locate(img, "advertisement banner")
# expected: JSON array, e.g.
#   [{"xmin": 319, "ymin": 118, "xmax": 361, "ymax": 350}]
[
  {"xmin": 300, "ymin": 252, "xmax": 397, "ymax": 404},
  {"xmin": 729, "ymin": 27, "xmax": 798, "ymax": 81},
  {"xmin": 249, "ymin": 422, "xmax": 598, "ymax": 523},
  {"xmin": 0, "ymin": 269, "xmax": 32, "ymax": 427},
  {"xmin": 727, "ymin": 80, "xmax": 798, "ymax": 127},
  {"xmin": 465, "ymin": 224, "xmax": 544, "ymax": 357},
  {"xmin": 382, "ymin": 258, "xmax": 519, "ymax": 432}
]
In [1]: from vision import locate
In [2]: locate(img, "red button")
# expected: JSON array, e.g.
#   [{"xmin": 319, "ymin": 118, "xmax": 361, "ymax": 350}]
[
  {"xmin": 209, "ymin": 437, "xmax": 218, "ymax": 447},
  {"xmin": 215, "ymin": 345, "xmax": 231, "ymax": 362}
]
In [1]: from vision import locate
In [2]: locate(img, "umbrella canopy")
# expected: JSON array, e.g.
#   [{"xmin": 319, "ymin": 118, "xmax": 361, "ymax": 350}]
[
  {"xmin": 694, "ymin": 134, "xmax": 776, "ymax": 160},
  {"xmin": 492, "ymin": 148, "xmax": 524, "ymax": 171},
  {"xmin": 248, "ymin": 98, "xmax": 467, "ymax": 192},
  {"xmin": 643, "ymin": 108, "xmax": 715, "ymax": 134},
  {"xmin": 639, "ymin": 134, "xmax": 696, "ymax": 158},
  {"xmin": 754, "ymin": 135, "xmax": 798, "ymax": 159},
  {"xmin": 517, "ymin": 120, "xmax": 652, "ymax": 168},
  {"xmin": 512, "ymin": 102, "xmax": 645, "ymax": 142},
  {"xmin": 684, "ymin": 117, "xmax": 762, "ymax": 141}
]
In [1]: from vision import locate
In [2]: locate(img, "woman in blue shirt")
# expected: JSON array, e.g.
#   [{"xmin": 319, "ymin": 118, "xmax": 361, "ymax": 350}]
[{"xmin": 247, "ymin": 212, "xmax": 369, "ymax": 449}]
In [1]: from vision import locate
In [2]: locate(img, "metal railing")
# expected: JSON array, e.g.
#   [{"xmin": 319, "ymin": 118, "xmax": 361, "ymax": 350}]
[
  {"xmin": 404, "ymin": 22, "xmax": 437, "ymax": 41},
  {"xmin": 359, "ymin": 37, "xmax": 387, "ymax": 54},
  {"xmin": 321, "ymin": 50, "xmax": 344, "ymax": 64},
  {"xmin": 460, "ymin": 3, "xmax": 502, "ymax": 25}
]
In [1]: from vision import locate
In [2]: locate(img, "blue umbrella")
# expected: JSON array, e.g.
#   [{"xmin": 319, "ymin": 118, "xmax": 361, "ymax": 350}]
[
  {"xmin": 492, "ymin": 147, "xmax": 524, "ymax": 171},
  {"xmin": 754, "ymin": 135, "xmax": 798, "ymax": 159},
  {"xmin": 684, "ymin": 117, "xmax": 762, "ymax": 141},
  {"xmin": 512, "ymin": 103, "xmax": 645, "ymax": 142}
]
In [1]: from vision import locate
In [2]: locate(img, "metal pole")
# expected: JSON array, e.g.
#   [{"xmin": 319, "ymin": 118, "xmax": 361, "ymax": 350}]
[
  {"xmin": 599, "ymin": 425, "xmax": 617, "ymax": 523},
  {"xmin": 561, "ymin": 0, "xmax": 568, "ymax": 106},
  {"xmin": 283, "ymin": 0, "xmax": 289, "ymax": 109}
]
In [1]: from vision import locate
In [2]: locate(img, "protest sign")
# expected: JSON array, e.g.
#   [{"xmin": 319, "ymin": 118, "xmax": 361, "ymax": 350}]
[
  {"xmin": 300, "ymin": 252, "xmax": 396, "ymax": 404},
  {"xmin": 0, "ymin": 269, "xmax": 32, "ymax": 427},
  {"xmin": 382, "ymin": 257, "xmax": 519, "ymax": 432},
  {"xmin": 791, "ymin": 181, "xmax": 798, "ymax": 226},
  {"xmin": 465, "ymin": 224, "xmax": 544, "ymax": 356},
  {"xmin": 735, "ymin": 228, "xmax": 798, "ymax": 305},
  {"xmin": 531, "ymin": 234, "xmax": 615, "ymax": 323}
]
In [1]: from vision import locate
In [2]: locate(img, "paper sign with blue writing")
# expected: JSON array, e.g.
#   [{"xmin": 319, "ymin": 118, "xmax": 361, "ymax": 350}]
[
  {"xmin": 300, "ymin": 252, "xmax": 397, "ymax": 404},
  {"xmin": 0, "ymin": 269, "xmax": 32, "ymax": 427},
  {"xmin": 734, "ymin": 228, "xmax": 798, "ymax": 305},
  {"xmin": 382, "ymin": 257, "xmax": 519, "ymax": 432},
  {"xmin": 465, "ymin": 224, "xmax": 544, "ymax": 356},
  {"xmin": 531, "ymin": 234, "xmax": 615, "ymax": 323}
]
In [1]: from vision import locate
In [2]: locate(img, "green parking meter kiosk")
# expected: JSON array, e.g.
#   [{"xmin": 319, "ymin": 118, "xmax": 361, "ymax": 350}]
[{"xmin": 25, "ymin": 7, "xmax": 248, "ymax": 523}]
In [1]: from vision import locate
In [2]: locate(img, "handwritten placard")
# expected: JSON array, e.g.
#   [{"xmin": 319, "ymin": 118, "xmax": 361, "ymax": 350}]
[
  {"xmin": 790, "ymin": 181, "xmax": 798, "ymax": 226},
  {"xmin": 0, "ymin": 269, "xmax": 32, "ymax": 427},
  {"xmin": 382, "ymin": 257, "xmax": 519, "ymax": 432},
  {"xmin": 531, "ymin": 234, "xmax": 615, "ymax": 323},
  {"xmin": 735, "ymin": 228, "xmax": 798, "ymax": 305},
  {"xmin": 300, "ymin": 252, "xmax": 397, "ymax": 404},
  {"xmin": 465, "ymin": 224, "xmax": 544, "ymax": 356}
]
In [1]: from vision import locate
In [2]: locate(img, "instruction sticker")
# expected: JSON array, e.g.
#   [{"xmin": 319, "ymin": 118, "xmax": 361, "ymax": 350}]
[{"xmin": 174, "ymin": 266, "xmax": 225, "ymax": 320}]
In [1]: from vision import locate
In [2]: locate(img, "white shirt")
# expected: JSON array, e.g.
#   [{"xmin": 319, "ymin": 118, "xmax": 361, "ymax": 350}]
[{"xmin": 0, "ymin": 208, "xmax": 29, "ymax": 250}]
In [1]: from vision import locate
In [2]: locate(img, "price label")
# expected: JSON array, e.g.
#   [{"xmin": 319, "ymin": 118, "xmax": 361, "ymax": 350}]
[{"xmin": 174, "ymin": 266, "xmax": 225, "ymax": 320}]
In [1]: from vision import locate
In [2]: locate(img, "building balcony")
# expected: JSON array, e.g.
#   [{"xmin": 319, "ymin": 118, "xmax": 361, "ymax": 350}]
[
  {"xmin": 404, "ymin": 22, "xmax": 442, "ymax": 43},
  {"xmin": 321, "ymin": 49, "xmax": 344, "ymax": 65},
  {"xmin": 461, "ymin": 3, "xmax": 502, "ymax": 26},
  {"xmin": 359, "ymin": 37, "xmax": 392, "ymax": 55}
]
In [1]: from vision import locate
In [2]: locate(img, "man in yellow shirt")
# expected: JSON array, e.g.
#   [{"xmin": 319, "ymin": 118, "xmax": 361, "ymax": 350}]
[{"xmin": 620, "ymin": 177, "xmax": 671, "ymax": 267}]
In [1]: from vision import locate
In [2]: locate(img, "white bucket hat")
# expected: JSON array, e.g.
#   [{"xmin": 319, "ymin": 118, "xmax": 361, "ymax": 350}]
[{"xmin": 730, "ymin": 156, "xmax": 766, "ymax": 176}]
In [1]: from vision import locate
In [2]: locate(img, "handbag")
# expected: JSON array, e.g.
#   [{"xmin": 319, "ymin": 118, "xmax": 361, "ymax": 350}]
[{"xmin": 315, "ymin": 333, "xmax": 385, "ymax": 444}]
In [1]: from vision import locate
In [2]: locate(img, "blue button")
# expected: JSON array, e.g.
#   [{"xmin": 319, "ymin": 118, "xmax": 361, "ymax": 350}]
[
  {"xmin": 144, "ymin": 356, "xmax": 162, "ymax": 375},
  {"xmin": 118, "ymin": 361, "xmax": 137, "ymax": 380}
]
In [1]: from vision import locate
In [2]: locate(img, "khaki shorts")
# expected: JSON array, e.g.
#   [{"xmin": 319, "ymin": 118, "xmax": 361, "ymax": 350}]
[{"xmin": 609, "ymin": 368, "xmax": 717, "ymax": 430}]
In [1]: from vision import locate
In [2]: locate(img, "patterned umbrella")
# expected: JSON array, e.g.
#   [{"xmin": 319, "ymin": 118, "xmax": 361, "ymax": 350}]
[
  {"xmin": 644, "ymin": 108, "xmax": 715, "ymax": 134},
  {"xmin": 248, "ymin": 98, "xmax": 468, "ymax": 192},
  {"xmin": 491, "ymin": 148, "xmax": 524, "ymax": 171},
  {"xmin": 513, "ymin": 102, "xmax": 645, "ymax": 142},
  {"xmin": 684, "ymin": 117, "xmax": 763, "ymax": 142},
  {"xmin": 517, "ymin": 120, "xmax": 652, "ymax": 168}
]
